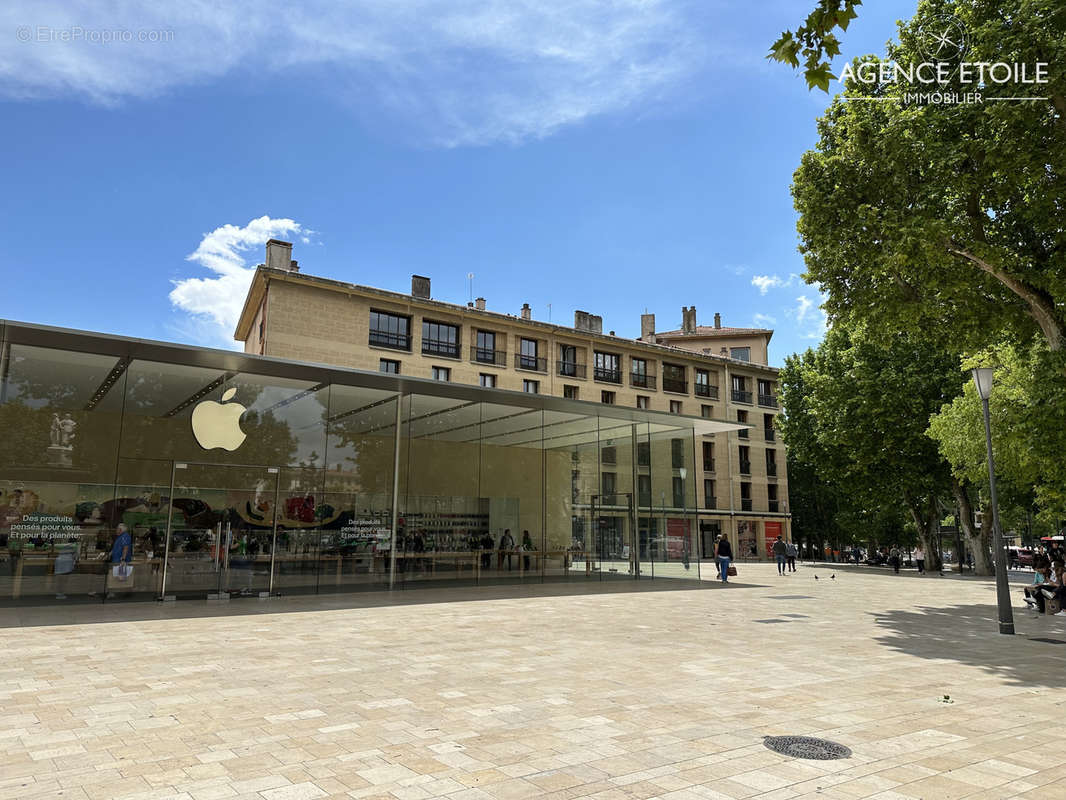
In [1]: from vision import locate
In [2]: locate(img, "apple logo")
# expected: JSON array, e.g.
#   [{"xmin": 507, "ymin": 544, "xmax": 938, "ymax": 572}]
[{"xmin": 191, "ymin": 387, "xmax": 247, "ymax": 451}]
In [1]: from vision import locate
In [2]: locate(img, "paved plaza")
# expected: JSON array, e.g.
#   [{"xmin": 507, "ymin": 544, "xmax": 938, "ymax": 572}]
[{"xmin": 2, "ymin": 563, "xmax": 1065, "ymax": 800}]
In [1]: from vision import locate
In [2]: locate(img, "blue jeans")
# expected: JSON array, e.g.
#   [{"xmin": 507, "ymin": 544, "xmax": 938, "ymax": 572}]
[
  {"xmin": 776, "ymin": 554, "xmax": 786, "ymax": 573},
  {"xmin": 717, "ymin": 556, "xmax": 731, "ymax": 582}
]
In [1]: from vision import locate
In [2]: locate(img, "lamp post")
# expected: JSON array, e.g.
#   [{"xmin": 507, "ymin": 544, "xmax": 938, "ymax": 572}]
[
  {"xmin": 972, "ymin": 367, "xmax": 1014, "ymax": 636},
  {"xmin": 679, "ymin": 468, "xmax": 689, "ymax": 569}
]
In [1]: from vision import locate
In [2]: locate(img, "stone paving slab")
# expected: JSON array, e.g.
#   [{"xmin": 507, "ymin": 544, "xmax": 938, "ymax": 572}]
[{"xmin": 1, "ymin": 564, "xmax": 1064, "ymax": 799}]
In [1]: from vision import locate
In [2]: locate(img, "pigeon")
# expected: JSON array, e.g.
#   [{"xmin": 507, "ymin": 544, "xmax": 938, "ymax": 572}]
[
  {"xmin": 831, "ymin": 574, "xmax": 835, "ymax": 580},
  {"xmin": 814, "ymin": 575, "xmax": 819, "ymax": 580}
]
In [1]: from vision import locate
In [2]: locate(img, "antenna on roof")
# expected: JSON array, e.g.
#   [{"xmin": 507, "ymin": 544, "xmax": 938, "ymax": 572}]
[
  {"xmin": 467, "ymin": 273, "xmax": 474, "ymax": 302},
  {"xmin": 547, "ymin": 303, "xmax": 552, "ymax": 323}
]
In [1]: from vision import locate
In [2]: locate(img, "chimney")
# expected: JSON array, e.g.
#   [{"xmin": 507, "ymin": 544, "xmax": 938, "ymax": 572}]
[
  {"xmin": 521, "ymin": 303, "xmax": 531, "ymax": 321},
  {"xmin": 640, "ymin": 312, "xmax": 655, "ymax": 341},
  {"xmin": 411, "ymin": 275, "xmax": 431, "ymax": 299},
  {"xmin": 475, "ymin": 297, "xmax": 486, "ymax": 311},
  {"xmin": 289, "ymin": 259, "xmax": 299, "ymax": 272},
  {"xmin": 681, "ymin": 306, "xmax": 697, "ymax": 334},
  {"xmin": 265, "ymin": 239, "xmax": 293, "ymax": 271},
  {"xmin": 574, "ymin": 310, "xmax": 590, "ymax": 331},
  {"xmin": 589, "ymin": 314, "xmax": 602, "ymax": 334},
  {"xmin": 714, "ymin": 312, "xmax": 722, "ymax": 329}
]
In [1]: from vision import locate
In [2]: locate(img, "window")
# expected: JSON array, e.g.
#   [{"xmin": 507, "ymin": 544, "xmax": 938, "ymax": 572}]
[
  {"xmin": 702, "ymin": 441, "xmax": 714, "ymax": 471},
  {"xmin": 695, "ymin": 368, "xmax": 715, "ymax": 398},
  {"xmin": 601, "ymin": 390, "xmax": 616, "ymax": 404},
  {"xmin": 739, "ymin": 445, "xmax": 751, "ymax": 474},
  {"xmin": 637, "ymin": 442, "xmax": 650, "ymax": 467},
  {"xmin": 479, "ymin": 373, "xmax": 496, "ymax": 388},
  {"xmin": 631, "ymin": 357, "xmax": 652, "ymax": 389},
  {"xmin": 671, "ymin": 437, "xmax": 685, "ymax": 469},
  {"xmin": 523, "ymin": 379, "xmax": 539, "ymax": 394},
  {"xmin": 638, "ymin": 474, "xmax": 652, "ymax": 506},
  {"xmin": 558, "ymin": 344, "xmax": 582, "ymax": 377},
  {"xmin": 432, "ymin": 366, "xmax": 451, "ymax": 382},
  {"xmin": 636, "ymin": 395, "xmax": 649, "ymax": 409},
  {"xmin": 758, "ymin": 379, "xmax": 778, "ymax": 407},
  {"xmin": 737, "ymin": 409, "xmax": 749, "ymax": 438},
  {"xmin": 518, "ymin": 338, "xmax": 542, "ymax": 371},
  {"xmin": 731, "ymin": 374, "xmax": 752, "ymax": 403},
  {"xmin": 563, "ymin": 384, "xmax": 579, "ymax": 399},
  {"xmin": 601, "ymin": 471, "xmax": 617, "ymax": 496},
  {"xmin": 379, "ymin": 358, "xmax": 400, "ymax": 374},
  {"xmin": 422, "ymin": 320, "xmax": 460, "ymax": 358},
  {"xmin": 672, "ymin": 477, "xmax": 685, "ymax": 508},
  {"xmin": 369, "ymin": 310, "xmax": 411, "ymax": 350},
  {"xmin": 475, "ymin": 330, "xmax": 499, "ymax": 364},
  {"xmin": 704, "ymin": 479, "xmax": 716, "ymax": 509},
  {"xmin": 601, "ymin": 446, "xmax": 617, "ymax": 464},
  {"xmin": 701, "ymin": 404, "xmax": 713, "ymax": 418},
  {"xmin": 663, "ymin": 362, "xmax": 687, "ymax": 394},
  {"xmin": 670, "ymin": 400, "xmax": 682, "ymax": 414},
  {"xmin": 768, "ymin": 483, "xmax": 779, "ymax": 512},
  {"xmin": 730, "ymin": 346, "xmax": 751, "ymax": 362},
  {"xmin": 766, "ymin": 448, "xmax": 777, "ymax": 477},
  {"xmin": 741, "ymin": 482, "xmax": 752, "ymax": 511},
  {"xmin": 594, "ymin": 351, "xmax": 621, "ymax": 383},
  {"xmin": 764, "ymin": 413, "xmax": 775, "ymax": 441}
]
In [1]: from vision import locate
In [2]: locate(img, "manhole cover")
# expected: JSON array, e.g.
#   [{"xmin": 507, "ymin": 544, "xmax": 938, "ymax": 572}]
[{"xmin": 763, "ymin": 736, "xmax": 852, "ymax": 760}]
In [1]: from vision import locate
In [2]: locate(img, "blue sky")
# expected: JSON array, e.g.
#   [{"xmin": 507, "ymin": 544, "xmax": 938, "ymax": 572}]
[{"xmin": 0, "ymin": 1, "xmax": 917, "ymax": 367}]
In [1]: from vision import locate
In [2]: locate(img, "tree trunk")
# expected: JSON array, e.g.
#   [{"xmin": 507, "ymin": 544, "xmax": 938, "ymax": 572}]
[
  {"xmin": 952, "ymin": 477, "xmax": 993, "ymax": 576},
  {"xmin": 904, "ymin": 491, "xmax": 941, "ymax": 572}
]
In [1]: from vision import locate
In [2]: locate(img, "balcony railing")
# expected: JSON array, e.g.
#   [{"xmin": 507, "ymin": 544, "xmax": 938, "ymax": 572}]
[
  {"xmin": 557, "ymin": 360, "xmax": 586, "ymax": 378},
  {"xmin": 738, "ymin": 428, "xmax": 749, "ymax": 440},
  {"xmin": 768, "ymin": 500, "xmax": 780, "ymax": 513},
  {"xmin": 471, "ymin": 346, "xmax": 506, "ymax": 366},
  {"xmin": 422, "ymin": 339, "xmax": 460, "ymax": 358},
  {"xmin": 695, "ymin": 383, "xmax": 718, "ymax": 399},
  {"xmin": 767, "ymin": 462, "xmax": 778, "ymax": 477},
  {"xmin": 758, "ymin": 394, "xmax": 779, "ymax": 408},
  {"xmin": 732, "ymin": 389, "xmax": 753, "ymax": 404},
  {"xmin": 663, "ymin": 378, "xmax": 688, "ymax": 394},
  {"xmin": 368, "ymin": 330, "xmax": 410, "ymax": 351},
  {"xmin": 703, "ymin": 457, "xmax": 715, "ymax": 472},
  {"xmin": 593, "ymin": 367, "xmax": 622, "ymax": 384},
  {"xmin": 515, "ymin": 354, "xmax": 547, "ymax": 373},
  {"xmin": 739, "ymin": 460, "xmax": 751, "ymax": 475},
  {"xmin": 705, "ymin": 496, "xmax": 717, "ymax": 510},
  {"xmin": 630, "ymin": 372, "xmax": 657, "ymax": 390},
  {"xmin": 764, "ymin": 428, "xmax": 775, "ymax": 442},
  {"xmin": 741, "ymin": 498, "xmax": 753, "ymax": 511}
]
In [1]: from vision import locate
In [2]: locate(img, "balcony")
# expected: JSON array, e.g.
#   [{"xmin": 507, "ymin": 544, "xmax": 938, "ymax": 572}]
[
  {"xmin": 593, "ymin": 367, "xmax": 622, "ymax": 384},
  {"xmin": 695, "ymin": 384, "xmax": 719, "ymax": 399},
  {"xmin": 767, "ymin": 462, "xmax": 777, "ymax": 477},
  {"xmin": 663, "ymin": 378, "xmax": 688, "ymax": 394},
  {"xmin": 739, "ymin": 460, "xmax": 751, "ymax": 475},
  {"xmin": 704, "ymin": 496, "xmax": 717, "ymax": 510},
  {"xmin": 630, "ymin": 372, "xmax": 657, "ymax": 390},
  {"xmin": 368, "ymin": 330, "xmax": 410, "ymax": 351},
  {"xmin": 557, "ymin": 360, "xmax": 586, "ymax": 378},
  {"xmin": 764, "ymin": 428, "xmax": 775, "ymax": 442},
  {"xmin": 732, "ymin": 389, "xmax": 753, "ymax": 404},
  {"xmin": 758, "ymin": 394, "xmax": 779, "ymax": 408},
  {"xmin": 471, "ymin": 346, "xmax": 506, "ymax": 366},
  {"xmin": 768, "ymin": 500, "xmax": 780, "ymax": 513},
  {"xmin": 741, "ymin": 498, "xmax": 753, "ymax": 511},
  {"xmin": 703, "ymin": 457, "xmax": 715, "ymax": 472},
  {"xmin": 515, "ymin": 354, "xmax": 547, "ymax": 373}
]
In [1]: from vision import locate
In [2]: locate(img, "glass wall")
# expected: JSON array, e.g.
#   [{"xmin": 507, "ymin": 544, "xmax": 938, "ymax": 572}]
[{"xmin": 0, "ymin": 322, "xmax": 736, "ymax": 606}]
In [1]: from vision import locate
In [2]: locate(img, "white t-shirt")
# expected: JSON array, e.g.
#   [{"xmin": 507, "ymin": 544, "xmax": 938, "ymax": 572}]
[{"xmin": 915, "ymin": 549, "xmax": 924, "ymax": 560}]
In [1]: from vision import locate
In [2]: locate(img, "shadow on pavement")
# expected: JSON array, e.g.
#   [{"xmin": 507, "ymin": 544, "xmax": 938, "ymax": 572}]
[
  {"xmin": 871, "ymin": 602, "xmax": 1066, "ymax": 688},
  {"xmin": 1, "ymin": 575, "xmax": 770, "ymax": 629}
]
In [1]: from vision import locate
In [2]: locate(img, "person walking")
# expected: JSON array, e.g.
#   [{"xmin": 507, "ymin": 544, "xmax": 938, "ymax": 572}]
[
  {"xmin": 914, "ymin": 546, "xmax": 925, "ymax": 574},
  {"xmin": 785, "ymin": 540, "xmax": 798, "ymax": 572},
  {"xmin": 498, "ymin": 528, "xmax": 515, "ymax": 571},
  {"xmin": 715, "ymin": 534, "xmax": 733, "ymax": 582},
  {"xmin": 889, "ymin": 545, "xmax": 901, "ymax": 574},
  {"xmin": 772, "ymin": 536, "xmax": 787, "ymax": 575}
]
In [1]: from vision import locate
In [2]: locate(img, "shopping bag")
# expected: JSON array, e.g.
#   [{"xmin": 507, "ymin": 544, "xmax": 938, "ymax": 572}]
[
  {"xmin": 111, "ymin": 563, "xmax": 133, "ymax": 580},
  {"xmin": 727, "ymin": 565, "xmax": 738, "ymax": 577}
]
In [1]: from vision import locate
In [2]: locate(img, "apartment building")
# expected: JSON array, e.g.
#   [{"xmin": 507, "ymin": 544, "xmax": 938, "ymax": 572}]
[{"xmin": 234, "ymin": 240, "xmax": 790, "ymax": 559}]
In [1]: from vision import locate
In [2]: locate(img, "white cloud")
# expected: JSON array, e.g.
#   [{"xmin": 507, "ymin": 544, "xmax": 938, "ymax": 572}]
[
  {"xmin": 169, "ymin": 216, "xmax": 303, "ymax": 348},
  {"xmin": 785, "ymin": 292, "xmax": 828, "ymax": 341},
  {"xmin": 1, "ymin": 1, "xmax": 713, "ymax": 146},
  {"xmin": 794, "ymin": 295, "xmax": 814, "ymax": 322},
  {"xmin": 753, "ymin": 313, "xmax": 777, "ymax": 326},
  {"xmin": 751, "ymin": 273, "xmax": 801, "ymax": 295}
]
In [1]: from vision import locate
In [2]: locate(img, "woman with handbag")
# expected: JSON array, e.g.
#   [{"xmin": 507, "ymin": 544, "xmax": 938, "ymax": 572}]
[{"xmin": 715, "ymin": 534, "xmax": 733, "ymax": 583}]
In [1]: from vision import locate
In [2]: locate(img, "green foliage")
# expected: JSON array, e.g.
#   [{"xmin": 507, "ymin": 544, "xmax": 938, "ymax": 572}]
[
  {"xmin": 792, "ymin": 0, "xmax": 1066, "ymax": 353},
  {"xmin": 769, "ymin": 1, "xmax": 861, "ymax": 91}
]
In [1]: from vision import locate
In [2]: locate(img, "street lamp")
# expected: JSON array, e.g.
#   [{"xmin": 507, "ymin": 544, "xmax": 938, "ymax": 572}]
[{"xmin": 972, "ymin": 367, "xmax": 1015, "ymax": 636}]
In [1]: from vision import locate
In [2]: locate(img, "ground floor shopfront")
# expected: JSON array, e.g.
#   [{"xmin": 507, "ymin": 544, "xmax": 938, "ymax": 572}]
[{"xmin": 0, "ymin": 321, "xmax": 788, "ymax": 606}]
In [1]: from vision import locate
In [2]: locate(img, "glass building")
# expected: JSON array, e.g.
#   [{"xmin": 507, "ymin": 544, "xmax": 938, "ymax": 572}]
[{"xmin": 0, "ymin": 321, "xmax": 744, "ymax": 606}]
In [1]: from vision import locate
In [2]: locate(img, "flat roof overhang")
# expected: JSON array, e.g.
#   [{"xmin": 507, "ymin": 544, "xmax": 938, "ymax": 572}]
[{"xmin": 0, "ymin": 319, "xmax": 750, "ymax": 450}]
